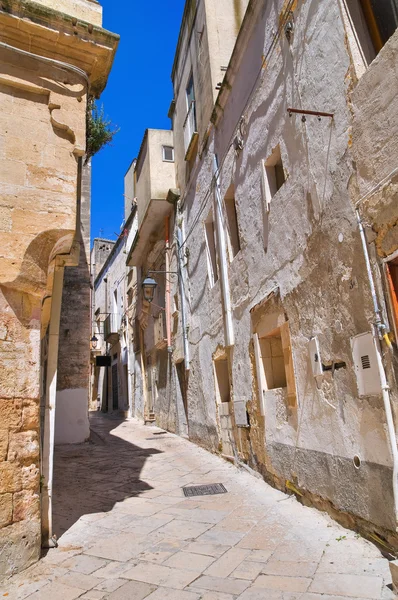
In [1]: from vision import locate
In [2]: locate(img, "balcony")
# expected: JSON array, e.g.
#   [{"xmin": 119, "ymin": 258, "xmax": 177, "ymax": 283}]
[
  {"xmin": 154, "ymin": 311, "xmax": 167, "ymax": 350},
  {"xmin": 125, "ymin": 129, "xmax": 176, "ymax": 267},
  {"xmin": 103, "ymin": 313, "xmax": 121, "ymax": 345},
  {"xmin": 183, "ymin": 101, "xmax": 198, "ymax": 161}
]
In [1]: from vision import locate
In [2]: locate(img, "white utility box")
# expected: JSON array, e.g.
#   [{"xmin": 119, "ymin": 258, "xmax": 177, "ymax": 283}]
[
  {"xmin": 350, "ymin": 332, "xmax": 382, "ymax": 397},
  {"xmin": 309, "ymin": 336, "xmax": 323, "ymax": 377}
]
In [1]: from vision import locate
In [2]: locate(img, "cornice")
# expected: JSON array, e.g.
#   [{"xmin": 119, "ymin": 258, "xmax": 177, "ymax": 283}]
[{"xmin": 0, "ymin": 0, "xmax": 119, "ymax": 96}]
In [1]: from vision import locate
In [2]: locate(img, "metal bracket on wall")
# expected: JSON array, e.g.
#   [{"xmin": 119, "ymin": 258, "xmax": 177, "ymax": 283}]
[{"xmin": 287, "ymin": 108, "xmax": 334, "ymax": 122}]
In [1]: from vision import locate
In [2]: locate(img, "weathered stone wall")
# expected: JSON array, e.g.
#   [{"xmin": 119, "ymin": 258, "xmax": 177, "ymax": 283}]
[
  {"xmin": 0, "ymin": 44, "xmax": 83, "ymax": 577},
  {"xmin": 33, "ymin": 0, "xmax": 103, "ymax": 25},
  {"xmin": 168, "ymin": 0, "xmax": 398, "ymax": 539},
  {"xmin": 171, "ymin": 0, "xmax": 248, "ymax": 198},
  {"xmin": 55, "ymin": 162, "xmax": 92, "ymax": 445},
  {"xmin": 0, "ymin": 0, "xmax": 118, "ymax": 578},
  {"xmin": 93, "ymin": 234, "xmax": 129, "ymax": 413}
]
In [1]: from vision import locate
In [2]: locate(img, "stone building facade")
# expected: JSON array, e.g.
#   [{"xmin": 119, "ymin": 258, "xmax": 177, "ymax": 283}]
[
  {"xmin": 125, "ymin": 129, "xmax": 179, "ymax": 428},
  {"xmin": 106, "ymin": 0, "xmax": 398, "ymax": 547},
  {"xmin": 0, "ymin": 0, "xmax": 117, "ymax": 578},
  {"xmin": 55, "ymin": 161, "xmax": 92, "ymax": 444},
  {"xmin": 167, "ymin": 0, "xmax": 398, "ymax": 544},
  {"xmin": 92, "ymin": 210, "xmax": 136, "ymax": 417}
]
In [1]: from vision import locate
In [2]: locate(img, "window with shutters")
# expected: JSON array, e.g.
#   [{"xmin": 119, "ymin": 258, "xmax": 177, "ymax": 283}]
[
  {"xmin": 385, "ymin": 256, "xmax": 398, "ymax": 345},
  {"xmin": 344, "ymin": 0, "xmax": 398, "ymax": 67}
]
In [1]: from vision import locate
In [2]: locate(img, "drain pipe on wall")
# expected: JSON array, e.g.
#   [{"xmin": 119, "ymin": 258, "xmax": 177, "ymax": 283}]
[
  {"xmin": 165, "ymin": 216, "xmax": 172, "ymax": 353},
  {"xmin": 213, "ymin": 154, "xmax": 234, "ymax": 347},
  {"xmin": 41, "ymin": 264, "xmax": 65, "ymax": 548},
  {"xmin": 176, "ymin": 227, "xmax": 190, "ymax": 371},
  {"xmin": 356, "ymin": 209, "xmax": 398, "ymax": 526}
]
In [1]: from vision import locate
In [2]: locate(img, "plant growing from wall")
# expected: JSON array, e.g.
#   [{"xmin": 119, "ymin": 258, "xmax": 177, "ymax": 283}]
[{"xmin": 86, "ymin": 97, "xmax": 119, "ymax": 162}]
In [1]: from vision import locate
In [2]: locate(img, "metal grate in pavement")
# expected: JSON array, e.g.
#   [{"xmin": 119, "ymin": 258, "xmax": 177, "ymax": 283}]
[{"xmin": 182, "ymin": 483, "xmax": 227, "ymax": 497}]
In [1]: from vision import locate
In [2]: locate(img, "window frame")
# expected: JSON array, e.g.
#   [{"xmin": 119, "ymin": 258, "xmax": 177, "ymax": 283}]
[{"xmin": 162, "ymin": 145, "xmax": 174, "ymax": 162}]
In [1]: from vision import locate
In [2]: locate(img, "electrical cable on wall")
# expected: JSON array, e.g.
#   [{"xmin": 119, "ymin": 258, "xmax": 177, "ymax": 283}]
[{"xmin": 177, "ymin": 0, "xmax": 296, "ymax": 254}]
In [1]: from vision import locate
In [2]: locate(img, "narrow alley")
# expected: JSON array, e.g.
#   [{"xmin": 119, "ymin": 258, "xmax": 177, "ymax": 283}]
[{"xmin": 2, "ymin": 413, "xmax": 395, "ymax": 600}]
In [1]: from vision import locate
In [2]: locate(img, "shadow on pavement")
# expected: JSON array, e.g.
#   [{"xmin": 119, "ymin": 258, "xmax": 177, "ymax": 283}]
[{"xmin": 52, "ymin": 412, "xmax": 162, "ymax": 539}]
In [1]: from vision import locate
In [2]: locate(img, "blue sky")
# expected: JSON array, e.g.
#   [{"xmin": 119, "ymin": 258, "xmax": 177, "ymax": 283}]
[{"xmin": 90, "ymin": 0, "xmax": 185, "ymax": 242}]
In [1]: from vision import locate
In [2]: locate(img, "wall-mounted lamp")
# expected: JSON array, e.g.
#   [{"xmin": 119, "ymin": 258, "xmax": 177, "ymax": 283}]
[
  {"xmin": 90, "ymin": 335, "xmax": 98, "ymax": 350},
  {"xmin": 142, "ymin": 276, "xmax": 158, "ymax": 303}
]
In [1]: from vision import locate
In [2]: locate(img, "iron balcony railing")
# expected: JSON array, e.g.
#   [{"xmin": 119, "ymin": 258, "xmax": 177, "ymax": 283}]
[{"xmin": 183, "ymin": 100, "xmax": 198, "ymax": 157}]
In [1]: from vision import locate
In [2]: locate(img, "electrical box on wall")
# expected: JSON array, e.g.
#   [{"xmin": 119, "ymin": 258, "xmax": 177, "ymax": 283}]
[
  {"xmin": 309, "ymin": 337, "xmax": 323, "ymax": 377},
  {"xmin": 350, "ymin": 332, "xmax": 382, "ymax": 397}
]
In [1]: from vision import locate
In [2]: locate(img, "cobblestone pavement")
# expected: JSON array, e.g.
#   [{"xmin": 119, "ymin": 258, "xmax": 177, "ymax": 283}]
[{"xmin": 2, "ymin": 413, "xmax": 395, "ymax": 599}]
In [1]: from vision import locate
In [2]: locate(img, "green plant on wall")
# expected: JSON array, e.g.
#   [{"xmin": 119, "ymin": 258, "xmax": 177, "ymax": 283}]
[{"xmin": 86, "ymin": 97, "xmax": 119, "ymax": 162}]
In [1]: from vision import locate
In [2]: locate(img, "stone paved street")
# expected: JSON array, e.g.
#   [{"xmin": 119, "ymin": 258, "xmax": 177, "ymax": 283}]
[{"xmin": 2, "ymin": 413, "xmax": 395, "ymax": 599}]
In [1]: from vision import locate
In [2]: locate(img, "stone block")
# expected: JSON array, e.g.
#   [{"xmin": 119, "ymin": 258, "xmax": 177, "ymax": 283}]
[
  {"xmin": 0, "ymin": 206, "xmax": 12, "ymax": 232},
  {"xmin": 309, "ymin": 573, "xmax": 382, "ymax": 598},
  {"xmin": 0, "ymin": 493, "xmax": 12, "ymax": 527},
  {"xmin": 0, "ymin": 429, "xmax": 8, "ymax": 460},
  {"xmin": 12, "ymin": 208, "xmax": 72, "ymax": 236},
  {"xmin": 13, "ymin": 490, "xmax": 40, "ymax": 522},
  {"xmin": 57, "ymin": 572, "xmax": 103, "ymax": 591},
  {"xmin": 204, "ymin": 547, "xmax": 249, "ymax": 577},
  {"xmin": 5, "ymin": 136, "xmax": 41, "ymax": 164},
  {"xmin": 164, "ymin": 550, "xmax": 215, "ymax": 572},
  {"xmin": 22, "ymin": 399, "xmax": 39, "ymax": 431},
  {"xmin": 389, "ymin": 559, "xmax": 398, "ymax": 593},
  {"xmin": 8, "ymin": 430, "xmax": 40, "ymax": 464},
  {"xmin": 0, "ymin": 461, "xmax": 22, "ymax": 493},
  {"xmin": 27, "ymin": 165, "xmax": 75, "ymax": 194},
  {"xmin": 0, "ymin": 160, "xmax": 26, "ymax": 186},
  {"xmin": 252, "ymin": 574, "xmax": 311, "ymax": 592},
  {"xmin": 188, "ymin": 575, "xmax": 249, "ymax": 595},
  {"xmin": 0, "ymin": 518, "xmax": 40, "ymax": 578},
  {"xmin": 21, "ymin": 464, "xmax": 40, "ymax": 491},
  {"xmin": 106, "ymin": 581, "xmax": 157, "ymax": 600},
  {"xmin": 123, "ymin": 563, "xmax": 199, "ymax": 589},
  {"xmin": 0, "ymin": 398, "xmax": 22, "ymax": 429}
]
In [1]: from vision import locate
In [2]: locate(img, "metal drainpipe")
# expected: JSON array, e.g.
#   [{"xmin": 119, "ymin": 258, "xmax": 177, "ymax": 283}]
[
  {"xmin": 165, "ymin": 216, "xmax": 172, "ymax": 353},
  {"xmin": 356, "ymin": 209, "xmax": 398, "ymax": 526},
  {"xmin": 41, "ymin": 265, "xmax": 64, "ymax": 548},
  {"xmin": 176, "ymin": 227, "xmax": 190, "ymax": 371},
  {"xmin": 213, "ymin": 154, "xmax": 234, "ymax": 347}
]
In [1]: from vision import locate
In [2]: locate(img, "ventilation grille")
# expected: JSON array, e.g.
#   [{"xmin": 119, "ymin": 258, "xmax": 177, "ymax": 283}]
[
  {"xmin": 361, "ymin": 355, "xmax": 371, "ymax": 370},
  {"xmin": 182, "ymin": 483, "xmax": 227, "ymax": 497}
]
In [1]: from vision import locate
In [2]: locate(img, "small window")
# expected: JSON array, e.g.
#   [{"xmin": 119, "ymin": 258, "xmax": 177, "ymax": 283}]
[
  {"xmin": 258, "ymin": 333, "xmax": 287, "ymax": 390},
  {"xmin": 204, "ymin": 210, "xmax": 218, "ymax": 287},
  {"xmin": 262, "ymin": 145, "xmax": 286, "ymax": 211},
  {"xmin": 214, "ymin": 357, "xmax": 231, "ymax": 403},
  {"xmin": 253, "ymin": 322, "xmax": 297, "ymax": 410},
  {"xmin": 224, "ymin": 184, "xmax": 241, "ymax": 260},
  {"xmin": 162, "ymin": 146, "xmax": 174, "ymax": 162}
]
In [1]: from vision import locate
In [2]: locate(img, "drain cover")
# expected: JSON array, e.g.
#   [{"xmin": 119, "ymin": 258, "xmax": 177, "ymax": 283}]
[{"xmin": 182, "ymin": 483, "xmax": 227, "ymax": 497}]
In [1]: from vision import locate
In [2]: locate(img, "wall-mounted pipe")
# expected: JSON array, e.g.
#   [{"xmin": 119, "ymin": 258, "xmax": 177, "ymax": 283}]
[
  {"xmin": 213, "ymin": 154, "xmax": 234, "ymax": 347},
  {"xmin": 165, "ymin": 216, "xmax": 172, "ymax": 353},
  {"xmin": 356, "ymin": 209, "xmax": 398, "ymax": 527},
  {"xmin": 176, "ymin": 227, "xmax": 190, "ymax": 371},
  {"xmin": 41, "ymin": 265, "xmax": 64, "ymax": 547}
]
